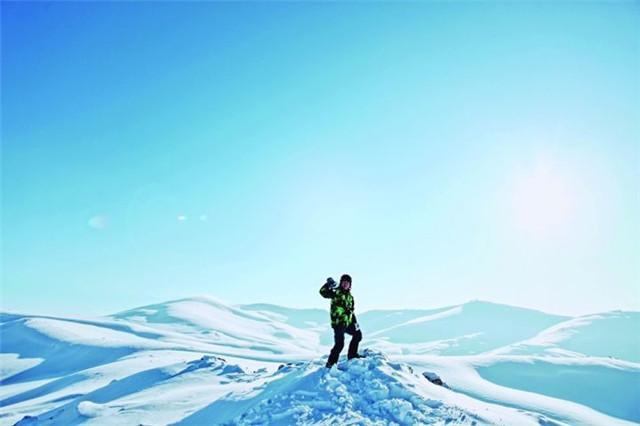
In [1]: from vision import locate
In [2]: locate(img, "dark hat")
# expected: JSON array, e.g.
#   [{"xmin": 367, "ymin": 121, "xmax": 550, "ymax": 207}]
[{"xmin": 340, "ymin": 274, "xmax": 352, "ymax": 284}]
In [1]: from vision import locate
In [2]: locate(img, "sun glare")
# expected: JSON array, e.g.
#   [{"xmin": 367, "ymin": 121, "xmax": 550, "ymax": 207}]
[{"xmin": 510, "ymin": 159, "xmax": 576, "ymax": 237}]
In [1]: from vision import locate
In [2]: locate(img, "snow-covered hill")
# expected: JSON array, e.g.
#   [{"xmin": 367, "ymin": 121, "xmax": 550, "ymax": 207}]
[
  {"xmin": 489, "ymin": 310, "xmax": 640, "ymax": 361},
  {"xmin": 360, "ymin": 301, "xmax": 569, "ymax": 355},
  {"xmin": 112, "ymin": 296, "xmax": 323, "ymax": 357},
  {"xmin": 1, "ymin": 297, "xmax": 638, "ymax": 425}
]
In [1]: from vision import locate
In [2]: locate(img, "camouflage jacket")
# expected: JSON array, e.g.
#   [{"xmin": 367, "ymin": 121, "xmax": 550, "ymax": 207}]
[{"xmin": 319, "ymin": 282, "xmax": 355, "ymax": 327}]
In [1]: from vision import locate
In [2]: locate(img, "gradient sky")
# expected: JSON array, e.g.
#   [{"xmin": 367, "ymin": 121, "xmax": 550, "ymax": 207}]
[{"xmin": 2, "ymin": 2, "xmax": 639, "ymax": 317}]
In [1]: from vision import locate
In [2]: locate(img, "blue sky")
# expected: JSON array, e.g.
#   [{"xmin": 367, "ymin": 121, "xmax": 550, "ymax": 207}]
[{"xmin": 2, "ymin": 2, "xmax": 639, "ymax": 317}]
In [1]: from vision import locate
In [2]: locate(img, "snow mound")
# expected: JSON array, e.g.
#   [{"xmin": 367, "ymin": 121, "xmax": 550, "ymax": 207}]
[
  {"xmin": 241, "ymin": 354, "xmax": 447, "ymax": 425},
  {"xmin": 76, "ymin": 400, "xmax": 104, "ymax": 418},
  {"xmin": 180, "ymin": 350, "xmax": 543, "ymax": 426}
]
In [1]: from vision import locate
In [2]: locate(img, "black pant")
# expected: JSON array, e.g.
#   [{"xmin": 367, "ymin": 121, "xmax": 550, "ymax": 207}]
[{"xmin": 326, "ymin": 321, "xmax": 362, "ymax": 367}]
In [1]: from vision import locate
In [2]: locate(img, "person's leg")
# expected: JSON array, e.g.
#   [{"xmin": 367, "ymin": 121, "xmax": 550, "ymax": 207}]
[
  {"xmin": 326, "ymin": 326, "xmax": 345, "ymax": 367},
  {"xmin": 345, "ymin": 322, "xmax": 362, "ymax": 359}
]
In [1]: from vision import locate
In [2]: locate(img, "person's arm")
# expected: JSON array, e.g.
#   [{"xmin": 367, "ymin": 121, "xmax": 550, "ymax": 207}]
[
  {"xmin": 319, "ymin": 277, "xmax": 337, "ymax": 299},
  {"xmin": 347, "ymin": 297, "xmax": 356, "ymax": 325}
]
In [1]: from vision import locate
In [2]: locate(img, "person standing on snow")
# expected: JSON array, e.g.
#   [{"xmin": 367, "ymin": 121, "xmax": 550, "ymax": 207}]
[{"xmin": 319, "ymin": 274, "xmax": 363, "ymax": 368}]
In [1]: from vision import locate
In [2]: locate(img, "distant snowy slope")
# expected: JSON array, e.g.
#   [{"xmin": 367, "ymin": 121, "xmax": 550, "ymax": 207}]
[
  {"xmin": 112, "ymin": 296, "xmax": 322, "ymax": 355},
  {"xmin": 361, "ymin": 301, "xmax": 569, "ymax": 355},
  {"xmin": 356, "ymin": 306, "xmax": 459, "ymax": 332},
  {"xmin": 238, "ymin": 303, "xmax": 334, "ymax": 345},
  {"xmin": 491, "ymin": 311, "xmax": 640, "ymax": 362},
  {"xmin": 238, "ymin": 304, "xmax": 329, "ymax": 329}
]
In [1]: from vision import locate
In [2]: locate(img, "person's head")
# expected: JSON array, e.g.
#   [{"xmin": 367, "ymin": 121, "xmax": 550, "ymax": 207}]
[{"xmin": 340, "ymin": 274, "xmax": 352, "ymax": 291}]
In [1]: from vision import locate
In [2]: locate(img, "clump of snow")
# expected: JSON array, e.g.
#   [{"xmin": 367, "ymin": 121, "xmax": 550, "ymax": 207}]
[{"xmin": 77, "ymin": 400, "xmax": 104, "ymax": 417}]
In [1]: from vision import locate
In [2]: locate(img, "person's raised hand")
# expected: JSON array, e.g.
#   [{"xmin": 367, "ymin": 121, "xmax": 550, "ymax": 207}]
[{"xmin": 326, "ymin": 277, "xmax": 337, "ymax": 289}]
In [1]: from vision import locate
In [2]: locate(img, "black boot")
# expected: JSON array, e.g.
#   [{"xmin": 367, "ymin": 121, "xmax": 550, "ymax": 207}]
[{"xmin": 347, "ymin": 328, "xmax": 362, "ymax": 360}]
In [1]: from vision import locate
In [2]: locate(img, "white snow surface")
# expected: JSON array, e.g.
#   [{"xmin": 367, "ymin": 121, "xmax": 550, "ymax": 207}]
[{"xmin": 1, "ymin": 297, "xmax": 638, "ymax": 425}]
